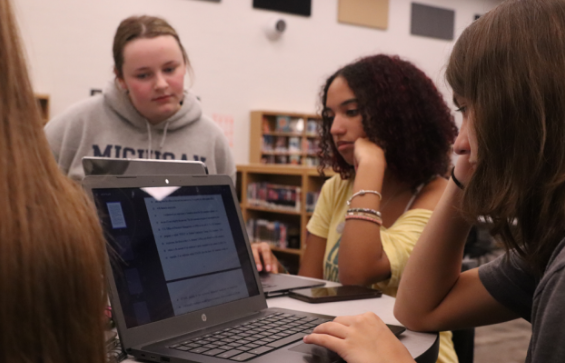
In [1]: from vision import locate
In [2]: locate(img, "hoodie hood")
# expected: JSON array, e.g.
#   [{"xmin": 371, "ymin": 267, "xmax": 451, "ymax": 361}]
[{"xmin": 103, "ymin": 80, "xmax": 202, "ymax": 131}]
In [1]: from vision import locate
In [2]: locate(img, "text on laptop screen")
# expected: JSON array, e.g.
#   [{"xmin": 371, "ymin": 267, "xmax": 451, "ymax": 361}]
[{"xmin": 92, "ymin": 184, "xmax": 260, "ymax": 328}]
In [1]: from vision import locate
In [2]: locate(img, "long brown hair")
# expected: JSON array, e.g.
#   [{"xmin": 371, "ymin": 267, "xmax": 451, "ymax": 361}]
[
  {"xmin": 113, "ymin": 15, "xmax": 192, "ymax": 79},
  {"xmin": 0, "ymin": 0, "xmax": 108, "ymax": 361},
  {"xmin": 446, "ymin": 0, "xmax": 565, "ymax": 275}
]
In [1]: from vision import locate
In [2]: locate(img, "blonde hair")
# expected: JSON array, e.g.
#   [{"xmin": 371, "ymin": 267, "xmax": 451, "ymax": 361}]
[
  {"xmin": 0, "ymin": 0, "xmax": 108, "ymax": 361},
  {"xmin": 113, "ymin": 15, "xmax": 191, "ymax": 79},
  {"xmin": 447, "ymin": 0, "xmax": 565, "ymax": 275}
]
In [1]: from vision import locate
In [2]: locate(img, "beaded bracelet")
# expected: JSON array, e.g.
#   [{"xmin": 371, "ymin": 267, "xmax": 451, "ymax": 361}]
[
  {"xmin": 347, "ymin": 208, "xmax": 381, "ymax": 218},
  {"xmin": 345, "ymin": 214, "xmax": 383, "ymax": 226},
  {"xmin": 451, "ymin": 167, "xmax": 465, "ymax": 190},
  {"xmin": 346, "ymin": 189, "xmax": 383, "ymax": 206}
]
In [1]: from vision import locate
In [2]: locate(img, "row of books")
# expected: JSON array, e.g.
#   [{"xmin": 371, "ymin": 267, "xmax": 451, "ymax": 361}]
[
  {"xmin": 260, "ymin": 156, "xmax": 320, "ymax": 166},
  {"xmin": 260, "ymin": 156, "xmax": 319, "ymax": 166},
  {"xmin": 304, "ymin": 157, "xmax": 319, "ymax": 167},
  {"xmin": 262, "ymin": 136, "xmax": 320, "ymax": 151},
  {"xmin": 262, "ymin": 135, "xmax": 301, "ymax": 152},
  {"xmin": 305, "ymin": 139, "xmax": 319, "ymax": 154},
  {"xmin": 260, "ymin": 155, "xmax": 302, "ymax": 165},
  {"xmin": 246, "ymin": 218, "xmax": 300, "ymax": 249},
  {"xmin": 306, "ymin": 191, "xmax": 320, "ymax": 212},
  {"xmin": 247, "ymin": 182, "xmax": 301, "ymax": 211},
  {"xmin": 263, "ymin": 116, "xmax": 319, "ymax": 134},
  {"xmin": 262, "ymin": 136, "xmax": 320, "ymax": 154}
]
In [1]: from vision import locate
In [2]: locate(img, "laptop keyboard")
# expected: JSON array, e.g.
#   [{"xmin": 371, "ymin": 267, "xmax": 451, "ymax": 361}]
[{"xmin": 169, "ymin": 312, "xmax": 331, "ymax": 361}]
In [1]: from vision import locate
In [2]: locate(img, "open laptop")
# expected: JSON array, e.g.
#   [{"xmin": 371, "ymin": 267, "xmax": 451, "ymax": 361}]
[
  {"xmin": 82, "ymin": 174, "xmax": 344, "ymax": 363},
  {"xmin": 82, "ymin": 156, "xmax": 208, "ymax": 176},
  {"xmin": 260, "ymin": 273, "xmax": 325, "ymax": 298}
]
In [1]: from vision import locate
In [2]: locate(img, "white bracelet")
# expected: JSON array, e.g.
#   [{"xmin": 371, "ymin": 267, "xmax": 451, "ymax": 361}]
[{"xmin": 347, "ymin": 189, "xmax": 383, "ymax": 206}]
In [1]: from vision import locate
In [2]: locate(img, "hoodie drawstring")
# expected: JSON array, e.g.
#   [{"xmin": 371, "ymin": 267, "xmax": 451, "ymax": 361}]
[
  {"xmin": 146, "ymin": 120, "xmax": 170, "ymax": 159},
  {"xmin": 160, "ymin": 120, "xmax": 170, "ymax": 150},
  {"xmin": 146, "ymin": 122, "xmax": 152, "ymax": 159}
]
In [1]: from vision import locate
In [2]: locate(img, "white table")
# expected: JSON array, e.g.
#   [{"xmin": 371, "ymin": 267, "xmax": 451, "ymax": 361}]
[
  {"xmin": 267, "ymin": 289, "xmax": 438, "ymax": 362},
  {"xmin": 124, "ymin": 281, "xmax": 438, "ymax": 363}
]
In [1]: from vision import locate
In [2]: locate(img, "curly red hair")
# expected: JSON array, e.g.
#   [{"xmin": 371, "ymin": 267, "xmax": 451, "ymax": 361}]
[{"xmin": 318, "ymin": 54, "xmax": 457, "ymax": 188}]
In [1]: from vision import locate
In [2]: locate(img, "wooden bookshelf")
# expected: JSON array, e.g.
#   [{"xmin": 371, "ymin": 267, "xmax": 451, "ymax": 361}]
[
  {"xmin": 236, "ymin": 164, "xmax": 333, "ymax": 273},
  {"xmin": 249, "ymin": 110, "xmax": 322, "ymax": 167}
]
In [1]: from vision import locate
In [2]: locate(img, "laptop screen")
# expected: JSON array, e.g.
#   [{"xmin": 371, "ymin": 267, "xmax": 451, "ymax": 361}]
[{"xmin": 92, "ymin": 184, "xmax": 260, "ymax": 329}]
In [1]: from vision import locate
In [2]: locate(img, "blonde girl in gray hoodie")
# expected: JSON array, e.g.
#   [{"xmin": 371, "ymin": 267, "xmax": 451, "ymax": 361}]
[{"xmin": 45, "ymin": 15, "xmax": 235, "ymax": 183}]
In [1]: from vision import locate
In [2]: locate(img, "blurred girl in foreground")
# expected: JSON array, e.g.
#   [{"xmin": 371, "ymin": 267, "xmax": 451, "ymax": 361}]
[{"xmin": 0, "ymin": 0, "xmax": 108, "ymax": 361}]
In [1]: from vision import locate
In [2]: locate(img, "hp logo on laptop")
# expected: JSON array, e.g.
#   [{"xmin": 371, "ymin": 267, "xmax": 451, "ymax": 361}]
[{"xmin": 201, "ymin": 314, "xmax": 207, "ymax": 322}]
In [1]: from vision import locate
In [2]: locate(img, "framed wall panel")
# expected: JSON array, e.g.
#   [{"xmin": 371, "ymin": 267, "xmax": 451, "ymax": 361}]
[{"xmin": 338, "ymin": 0, "xmax": 389, "ymax": 30}]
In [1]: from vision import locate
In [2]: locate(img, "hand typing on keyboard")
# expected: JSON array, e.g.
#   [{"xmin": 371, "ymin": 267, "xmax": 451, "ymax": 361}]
[{"xmin": 303, "ymin": 312, "xmax": 414, "ymax": 363}]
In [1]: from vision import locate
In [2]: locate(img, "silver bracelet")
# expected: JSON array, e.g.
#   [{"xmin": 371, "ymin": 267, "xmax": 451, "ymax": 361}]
[
  {"xmin": 347, "ymin": 208, "xmax": 382, "ymax": 218},
  {"xmin": 346, "ymin": 189, "xmax": 383, "ymax": 206}
]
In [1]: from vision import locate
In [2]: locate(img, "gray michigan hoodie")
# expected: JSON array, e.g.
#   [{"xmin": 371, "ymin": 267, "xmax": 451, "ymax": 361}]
[{"xmin": 45, "ymin": 81, "xmax": 236, "ymax": 183}]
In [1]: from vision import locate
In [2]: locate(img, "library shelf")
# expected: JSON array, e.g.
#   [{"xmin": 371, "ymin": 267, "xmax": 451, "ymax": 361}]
[
  {"xmin": 249, "ymin": 110, "xmax": 322, "ymax": 167},
  {"xmin": 237, "ymin": 164, "xmax": 333, "ymax": 273}
]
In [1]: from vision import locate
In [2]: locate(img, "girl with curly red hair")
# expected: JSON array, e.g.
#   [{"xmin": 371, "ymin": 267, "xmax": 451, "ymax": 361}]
[{"xmin": 253, "ymin": 54, "xmax": 458, "ymax": 363}]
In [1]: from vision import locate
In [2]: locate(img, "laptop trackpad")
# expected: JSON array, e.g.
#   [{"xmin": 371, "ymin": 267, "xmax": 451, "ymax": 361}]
[{"xmin": 289, "ymin": 344, "xmax": 343, "ymax": 363}]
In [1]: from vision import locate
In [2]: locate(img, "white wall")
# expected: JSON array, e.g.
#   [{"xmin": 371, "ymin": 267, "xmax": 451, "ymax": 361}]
[{"xmin": 14, "ymin": 0, "xmax": 500, "ymax": 164}]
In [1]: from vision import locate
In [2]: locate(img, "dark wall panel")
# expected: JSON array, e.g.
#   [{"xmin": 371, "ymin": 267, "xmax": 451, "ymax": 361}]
[
  {"xmin": 253, "ymin": 0, "xmax": 311, "ymax": 17},
  {"xmin": 410, "ymin": 3, "xmax": 454, "ymax": 41}
]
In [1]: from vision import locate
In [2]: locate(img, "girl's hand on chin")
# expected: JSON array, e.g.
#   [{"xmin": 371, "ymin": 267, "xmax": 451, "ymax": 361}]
[
  {"xmin": 453, "ymin": 154, "xmax": 476, "ymax": 187},
  {"xmin": 353, "ymin": 138, "xmax": 386, "ymax": 171}
]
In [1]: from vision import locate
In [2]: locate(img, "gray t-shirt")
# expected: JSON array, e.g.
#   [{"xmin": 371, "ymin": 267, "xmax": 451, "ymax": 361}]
[{"xmin": 479, "ymin": 239, "xmax": 565, "ymax": 362}]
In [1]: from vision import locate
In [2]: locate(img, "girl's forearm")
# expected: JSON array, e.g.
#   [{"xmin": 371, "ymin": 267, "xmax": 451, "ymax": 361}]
[
  {"xmin": 394, "ymin": 181, "xmax": 472, "ymax": 329},
  {"xmin": 339, "ymin": 160, "xmax": 389, "ymax": 285}
]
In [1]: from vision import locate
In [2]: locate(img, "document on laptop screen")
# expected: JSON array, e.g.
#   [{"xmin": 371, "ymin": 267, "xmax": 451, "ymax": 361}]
[
  {"xmin": 93, "ymin": 185, "xmax": 260, "ymax": 328},
  {"xmin": 144, "ymin": 194, "xmax": 248, "ymax": 316}
]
